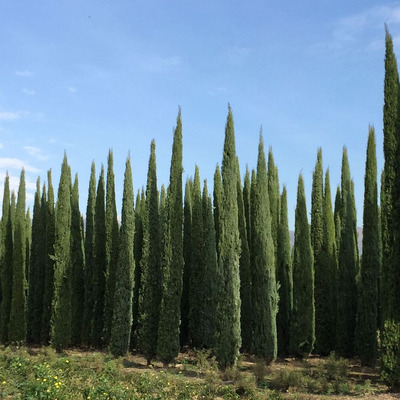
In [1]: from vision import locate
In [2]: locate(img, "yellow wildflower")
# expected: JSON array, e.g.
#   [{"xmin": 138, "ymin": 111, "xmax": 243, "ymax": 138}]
[{"xmin": 43, "ymin": 378, "xmax": 47, "ymax": 382}]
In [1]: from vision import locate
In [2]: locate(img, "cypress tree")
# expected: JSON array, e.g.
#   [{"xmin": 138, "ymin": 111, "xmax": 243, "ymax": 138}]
[
  {"xmin": 157, "ymin": 109, "xmax": 184, "ymax": 365},
  {"xmin": 336, "ymin": 147, "xmax": 357, "ymax": 357},
  {"xmin": 180, "ymin": 179, "xmax": 193, "ymax": 347},
  {"xmin": 110, "ymin": 156, "xmax": 135, "ymax": 357},
  {"xmin": 215, "ymin": 106, "xmax": 241, "ymax": 369},
  {"xmin": 250, "ymin": 134, "xmax": 278, "ymax": 360},
  {"xmin": 201, "ymin": 180, "xmax": 218, "ymax": 349},
  {"xmin": 70, "ymin": 174, "xmax": 85, "ymax": 346},
  {"xmin": 237, "ymin": 159, "xmax": 252, "ymax": 353},
  {"xmin": 243, "ymin": 166, "xmax": 251, "ymax": 247},
  {"xmin": 355, "ymin": 126, "xmax": 379, "ymax": 366},
  {"xmin": 104, "ymin": 150, "xmax": 120, "ymax": 346},
  {"xmin": 276, "ymin": 186, "xmax": 293, "ymax": 357},
  {"xmin": 290, "ymin": 174, "xmax": 315, "ymax": 357},
  {"xmin": 213, "ymin": 164, "xmax": 222, "ymax": 259},
  {"xmin": 41, "ymin": 170, "xmax": 55, "ymax": 344},
  {"xmin": 267, "ymin": 147, "xmax": 280, "ymax": 256},
  {"xmin": 51, "ymin": 154, "xmax": 72, "ymax": 352},
  {"xmin": 82, "ymin": 162, "xmax": 96, "ymax": 346},
  {"xmin": 334, "ymin": 187, "xmax": 342, "ymax": 256},
  {"xmin": 25, "ymin": 208, "xmax": 31, "ymax": 285},
  {"xmin": 92, "ymin": 165, "xmax": 106, "ymax": 347},
  {"xmin": 8, "ymin": 169, "xmax": 27, "ymax": 344},
  {"xmin": 0, "ymin": 174, "xmax": 12, "ymax": 344},
  {"xmin": 139, "ymin": 140, "xmax": 162, "ymax": 363}
]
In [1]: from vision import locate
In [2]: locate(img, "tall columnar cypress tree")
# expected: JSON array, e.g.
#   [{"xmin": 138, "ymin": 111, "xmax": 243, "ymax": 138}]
[
  {"xmin": 243, "ymin": 166, "xmax": 251, "ymax": 247},
  {"xmin": 201, "ymin": 180, "xmax": 218, "ymax": 349},
  {"xmin": 276, "ymin": 186, "xmax": 292, "ymax": 357},
  {"xmin": 104, "ymin": 150, "xmax": 120, "ymax": 346},
  {"xmin": 0, "ymin": 174, "xmax": 12, "ymax": 344},
  {"xmin": 311, "ymin": 149, "xmax": 328, "ymax": 355},
  {"xmin": 267, "ymin": 147, "xmax": 280, "ymax": 257},
  {"xmin": 189, "ymin": 166, "xmax": 205, "ymax": 347},
  {"xmin": 250, "ymin": 134, "xmax": 278, "ymax": 360},
  {"xmin": 110, "ymin": 157, "xmax": 135, "ymax": 357},
  {"xmin": 41, "ymin": 170, "xmax": 55, "ymax": 344},
  {"xmin": 8, "ymin": 169, "xmax": 27, "ymax": 344},
  {"xmin": 51, "ymin": 154, "xmax": 72, "ymax": 352},
  {"xmin": 213, "ymin": 164, "xmax": 222, "ymax": 259},
  {"xmin": 334, "ymin": 187, "xmax": 342, "ymax": 257},
  {"xmin": 355, "ymin": 126, "xmax": 379, "ymax": 366},
  {"xmin": 82, "ymin": 162, "xmax": 96, "ymax": 346},
  {"xmin": 180, "ymin": 179, "xmax": 193, "ymax": 347},
  {"xmin": 70, "ymin": 174, "xmax": 85, "ymax": 347},
  {"xmin": 139, "ymin": 140, "xmax": 162, "ymax": 363},
  {"xmin": 337, "ymin": 147, "xmax": 357, "ymax": 357},
  {"xmin": 92, "ymin": 166, "xmax": 106, "ymax": 347},
  {"xmin": 236, "ymin": 159, "xmax": 252, "ymax": 353},
  {"xmin": 157, "ymin": 109, "xmax": 184, "ymax": 365},
  {"xmin": 215, "ymin": 106, "xmax": 241, "ymax": 369},
  {"xmin": 290, "ymin": 174, "xmax": 315, "ymax": 357}
]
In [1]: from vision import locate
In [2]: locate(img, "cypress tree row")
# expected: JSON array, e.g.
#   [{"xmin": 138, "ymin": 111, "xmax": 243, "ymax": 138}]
[
  {"xmin": 215, "ymin": 106, "xmax": 241, "ymax": 369},
  {"xmin": 290, "ymin": 173, "xmax": 315, "ymax": 357},
  {"xmin": 250, "ymin": 134, "xmax": 278, "ymax": 360},
  {"xmin": 276, "ymin": 186, "xmax": 292, "ymax": 357},
  {"xmin": 157, "ymin": 109, "xmax": 184, "ymax": 365},
  {"xmin": 82, "ymin": 162, "xmax": 96, "ymax": 346},
  {"xmin": 8, "ymin": 169, "xmax": 27, "ymax": 344},
  {"xmin": 51, "ymin": 154, "xmax": 72, "ymax": 352},
  {"xmin": 355, "ymin": 126, "xmax": 379, "ymax": 366},
  {"xmin": 70, "ymin": 174, "xmax": 85, "ymax": 347},
  {"xmin": 139, "ymin": 140, "xmax": 162, "ymax": 363},
  {"xmin": 236, "ymin": 159, "xmax": 252, "ymax": 353},
  {"xmin": 0, "ymin": 174, "xmax": 12, "ymax": 344},
  {"xmin": 104, "ymin": 150, "xmax": 120, "ymax": 346},
  {"xmin": 110, "ymin": 156, "xmax": 135, "ymax": 357},
  {"xmin": 41, "ymin": 170, "xmax": 55, "ymax": 344}
]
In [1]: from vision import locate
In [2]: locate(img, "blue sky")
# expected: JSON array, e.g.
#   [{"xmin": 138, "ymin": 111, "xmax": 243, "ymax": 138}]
[{"xmin": 1, "ymin": 1, "xmax": 400, "ymax": 229}]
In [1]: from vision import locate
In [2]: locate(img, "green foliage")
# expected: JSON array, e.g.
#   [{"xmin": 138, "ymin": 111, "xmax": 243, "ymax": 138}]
[
  {"xmin": 381, "ymin": 319, "xmax": 400, "ymax": 389},
  {"xmin": 250, "ymin": 134, "xmax": 277, "ymax": 360},
  {"xmin": 267, "ymin": 148, "xmax": 280, "ymax": 258},
  {"xmin": 110, "ymin": 157, "xmax": 135, "ymax": 357},
  {"xmin": 157, "ymin": 109, "xmax": 184, "ymax": 365},
  {"xmin": 8, "ymin": 169, "xmax": 27, "ymax": 344},
  {"xmin": 139, "ymin": 140, "xmax": 162, "ymax": 362},
  {"xmin": 213, "ymin": 164, "xmax": 222, "ymax": 260},
  {"xmin": 276, "ymin": 186, "xmax": 292, "ymax": 357},
  {"xmin": 51, "ymin": 154, "xmax": 72, "ymax": 352},
  {"xmin": 243, "ymin": 166, "xmax": 251, "ymax": 251},
  {"xmin": 215, "ymin": 105, "xmax": 241, "ymax": 369},
  {"xmin": 290, "ymin": 174, "xmax": 315, "ymax": 357}
]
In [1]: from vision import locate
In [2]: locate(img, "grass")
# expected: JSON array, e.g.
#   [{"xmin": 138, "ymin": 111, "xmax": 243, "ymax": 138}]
[{"xmin": 0, "ymin": 346, "xmax": 393, "ymax": 399}]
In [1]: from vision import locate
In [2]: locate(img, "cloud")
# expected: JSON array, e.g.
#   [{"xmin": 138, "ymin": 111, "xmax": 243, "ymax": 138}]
[
  {"xmin": 209, "ymin": 86, "xmax": 228, "ymax": 96},
  {"xmin": 0, "ymin": 143, "xmax": 4, "ymax": 149},
  {"xmin": 137, "ymin": 55, "xmax": 183, "ymax": 73},
  {"xmin": 68, "ymin": 86, "xmax": 78, "ymax": 93},
  {"xmin": 22, "ymin": 88, "xmax": 36, "ymax": 96},
  {"xmin": 15, "ymin": 70, "xmax": 33, "ymax": 77},
  {"xmin": 0, "ymin": 158, "xmax": 40, "ymax": 173},
  {"xmin": 24, "ymin": 146, "xmax": 48, "ymax": 161},
  {"xmin": 0, "ymin": 110, "xmax": 45, "ymax": 122},
  {"xmin": 0, "ymin": 111, "xmax": 21, "ymax": 121}
]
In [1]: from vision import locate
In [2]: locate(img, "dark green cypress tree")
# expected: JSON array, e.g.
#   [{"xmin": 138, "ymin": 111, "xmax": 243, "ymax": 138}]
[
  {"xmin": 336, "ymin": 147, "xmax": 357, "ymax": 357},
  {"xmin": 10, "ymin": 191, "xmax": 16, "ymax": 228},
  {"xmin": 51, "ymin": 154, "xmax": 72, "ymax": 352},
  {"xmin": 157, "ymin": 109, "xmax": 184, "ymax": 365},
  {"xmin": 180, "ymin": 179, "xmax": 193, "ymax": 347},
  {"xmin": 243, "ymin": 166, "xmax": 251, "ymax": 247},
  {"xmin": 237, "ymin": 159, "xmax": 252, "ymax": 353},
  {"xmin": 41, "ymin": 170, "xmax": 55, "ymax": 344},
  {"xmin": 250, "ymin": 134, "xmax": 277, "ymax": 360},
  {"xmin": 8, "ymin": 169, "xmax": 27, "ymax": 344},
  {"xmin": 213, "ymin": 164, "xmax": 222, "ymax": 259},
  {"xmin": 268, "ymin": 147, "xmax": 280, "ymax": 257},
  {"xmin": 290, "ymin": 173, "xmax": 315, "ymax": 357},
  {"xmin": 201, "ymin": 179, "xmax": 218, "ymax": 349},
  {"xmin": 92, "ymin": 165, "xmax": 106, "ymax": 347},
  {"xmin": 110, "ymin": 156, "xmax": 135, "ymax": 357},
  {"xmin": 82, "ymin": 162, "xmax": 96, "ymax": 346},
  {"xmin": 215, "ymin": 106, "xmax": 241, "ymax": 369},
  {"xmin": 334, "ymin": 187, "xmax": 342, "ymax": 257},
  {"xmin": 0, "ymin": 174, "xmax": 12, "ymax": 344},
  {"xmin": 139, "ymin": 140, "xmax": 162, "ymax": 363},
  {"xmin": 355, "ymin": 126, "xmax": 379, "ymax": 366},
  {"xmin": 104, "ymin": 150, "xmax": 120, "ymax": 346},
  {"xmin": 70, "ymin": 174, "xmax": 85, "ymax": 346},
  {"xmin": 25, "ymin": 208, "xmax": 31, "ymax": 286},
  {"xmin": 276, "ymin": 186, "xmax": 292, "ymax": 357},
  {"xmin": 188, "ymin": 166, "xmax": 204, "ymax": 347}
]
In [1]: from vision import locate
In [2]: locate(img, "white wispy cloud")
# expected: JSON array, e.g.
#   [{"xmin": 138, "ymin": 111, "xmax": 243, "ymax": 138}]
[
  {"xmin": 15, "ymin": 70, "xmax": 33, "ymax": 77},
  {"xmin": 0, "ymin": 111, "xmax": 21, "ymax": 121},
  {"xmin": 24, "ymin": 146, "xmax": 48, "ymax": 161},
  {"xmin": 137, "ymin": 55, "xmax": 183, "ymax": 73},
  {"xmin": 209, "ymin": 87, "xmax": 228, "ymax": 96},
  {"xmin": 22, "ymin": 88, "xmax": 36, "ymax": 96},
  {"xmin": 0, "ymin": 158, "xmax": 40, "ymax": 173},
  {"xmin": 0, "ymin": 110, "xmax": 45, "ymax": 122},
  {"xmin": 0, "ymin": 143, "xmax": 4, "ymax": 149},
  {"xmin": 68, "ymin": 86, "xmax": 78, "ymax": 93}
]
